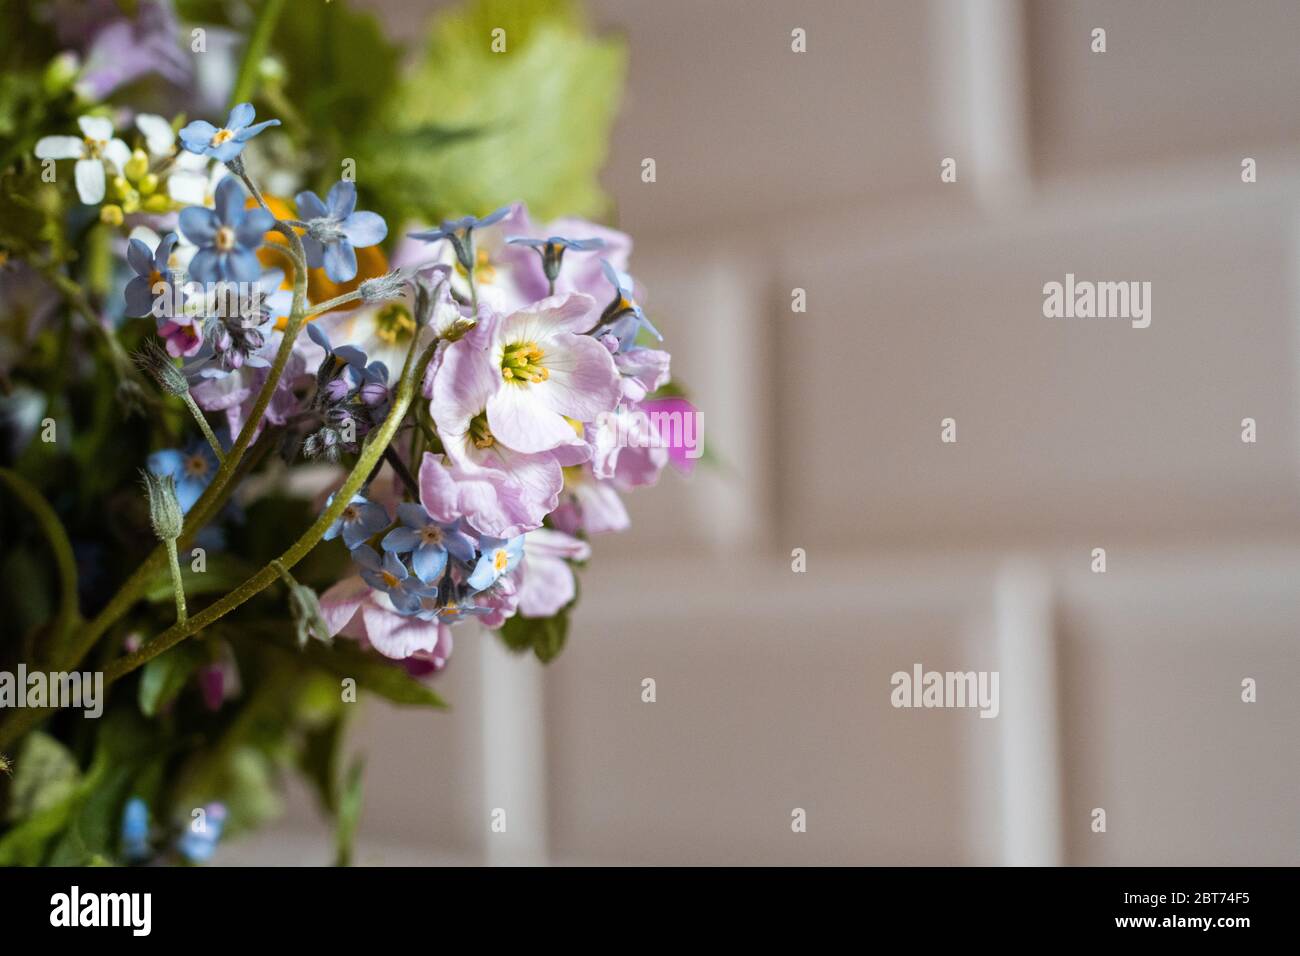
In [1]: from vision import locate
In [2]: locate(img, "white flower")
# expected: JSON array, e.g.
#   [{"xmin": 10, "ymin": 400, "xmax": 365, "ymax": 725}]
[
  {"xmin": 34, "ymin": 116, "xmax": 131, "ymax": 205},
  {"xmin": 166, "ymin": 153, "xmax": 225, "ymax": 207},
  {"xmin": 134, "ymin": 113, "xmax": 176, "ymax": 159}
]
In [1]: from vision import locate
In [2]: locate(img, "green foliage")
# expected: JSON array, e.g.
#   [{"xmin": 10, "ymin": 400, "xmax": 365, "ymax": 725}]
[
  {"xmin": 0, "ymin": 0, "xmax": 626, "ymax": 862},
  {"xmin": 137, "ymin": 642, "xmax": 206, "ymax": 717},
  {"xmin": 368, "ymin": 0, "xmax": 626, "ymax": 226},
  {"xmin": 498, "ymin": 605, "xmax": 571, "ymax": 663},
  {"xmin": 334, "ymin": 756, "xmax": 364, "ymax": 867}
]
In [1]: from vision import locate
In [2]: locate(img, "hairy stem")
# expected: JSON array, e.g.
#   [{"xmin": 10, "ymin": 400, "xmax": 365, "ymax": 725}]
[
  {"xmin": 100, "ymin": 337, "xmax": 437, "ymax": 687},
  {"xmin": 182, "ymin": 392, "xmax": 226, "ymax": 463},
  {"xmin": 165, "ymin": 537, "xmax": 187, "ymax": 624}
]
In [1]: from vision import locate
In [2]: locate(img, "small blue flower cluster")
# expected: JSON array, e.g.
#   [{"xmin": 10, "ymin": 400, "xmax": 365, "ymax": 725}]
[{"xmin": 324, "ymin": 494, "xmax": 522, "ymax": 621}]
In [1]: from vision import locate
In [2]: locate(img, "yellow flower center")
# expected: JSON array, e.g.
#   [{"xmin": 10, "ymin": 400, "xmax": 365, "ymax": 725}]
[
  {"xmin": 215, "ymin": 226, "xmax": 236, "ymax": 251},
  {"xmin": 419, "ymin": 525, "xmax": 443, "ymax": 546},
  {"xmin": 83, "ymin": 138, "xmax": 106, "ymax": 159},
  {"xmin": 455, "ymin": 247, "xmax": 495, "ymax": 284},
  {"xmin": 374, "ymin": 303, "xmax": 415, "ymax": 346},
  {"xmin": 211, "ymin": 128, "xmax": 235, "ymax": 146},
  {"xmin": 469, "ymin": 411, "xmax": 495, "ymax": 449},
  {"xmin": 493, "ymin": 549, "xmax": 510, "ymax": 572},
  {"xmin": 381, "ymin": 570, "xmax": 400, "ymax": 589},
  {"xmin": 501, "ymin": 341, "xmax": 547, "ymax": 384}
]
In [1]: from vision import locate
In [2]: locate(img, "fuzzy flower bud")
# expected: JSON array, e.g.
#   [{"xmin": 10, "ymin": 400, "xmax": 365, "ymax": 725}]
[
  {"xmin": 141, "ymin": 469, "xmax": 183, "ymax": 541},
  {"xmin": 359, "ymin": 269, "xmax": 411, "ymax": 303},
  {"xmin": 134, "ymin": 339, "xmax": 190, "ymax": 397},
  {"xmin": 287, "ymin": 581, "xmax": 332, "ymax": 648}
]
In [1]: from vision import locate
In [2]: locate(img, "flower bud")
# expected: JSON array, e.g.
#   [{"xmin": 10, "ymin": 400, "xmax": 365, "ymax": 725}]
[
  {"xmin": 141, "ymin": 469, "xmax": 183, "ymax": 541},
  {"xmin": 124, "ymin": 149, "xmax": 150, "ymax": 181},
  {"xmin": 134, "ymin": 339, "xmax": 190, "ymax": 396},
  {"xmin": 287, "ymin": 582, "xmax": 332, "ymax": 647},
  {"xmin": 359, "ymin": 269, "xmax": 410, "ymax": 303},
  {"xmin": 42, "ymin": 51, "xmax": 80, "ymax": 96}
]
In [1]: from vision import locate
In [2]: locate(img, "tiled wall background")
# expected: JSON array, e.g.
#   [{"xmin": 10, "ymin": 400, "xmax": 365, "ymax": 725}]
[{"xmin": 233, "ymin": 0, "xmax": 1300, "ymax": 865}]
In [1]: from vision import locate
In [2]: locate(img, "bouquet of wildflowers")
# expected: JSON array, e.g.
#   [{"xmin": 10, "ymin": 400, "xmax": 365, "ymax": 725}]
[{"xmin": 0, "ymin": 0, "xmax": 683, "ymax": 865}]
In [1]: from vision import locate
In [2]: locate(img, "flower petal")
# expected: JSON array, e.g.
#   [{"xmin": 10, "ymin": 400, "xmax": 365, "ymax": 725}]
[
  {"xmin": 214, "ymin": 176, "xmax": 244, "ymax": 224},
  {"xmin": 326, "ymin": 180, "xmax": 356, "ymax": 219},
  {"xmin": 318, "ymin": 576, "xmax": 369, "ymax": 637},
  {"xmin": 361, "ymin": 605, "xmax": 439, "ymax": 659},
  {"xmin": 225, "ymin": 102, "xmax": 256, "ymax": 131},
  {"xmin": 486, "ymin": 381, "xmax": 580, "ymax": 454},
  {"xmin": 178, "ymin": 120, "xmax": 218, "ymax": 152},
  {"xmin": 323, "ymin": 241, "xmax": 357, "ymax": 282},
  {"xmin": 179, "ymin": 205, "xmax": 218, "ymax": 246},
  {"xmin": 342, "ymin": 210, "xmax": 386, "ymax": 248},
  {"xmin": 77, "ymin": 115, "xmax": 114, "ymax": 141},
  {"xmin": 74, "ymin": 158, "xmax": 105, "ymax": 204},
  {"xmin": 34, "ymin": 136, "xmax": 83, "ymax": 160},
  {"xmin": 135, "ymin": 113, "xmax": 175, "ymax": 156},
  {"xmin": 411, "ymin": 545, "xmax": 448, "ymax": 584}
]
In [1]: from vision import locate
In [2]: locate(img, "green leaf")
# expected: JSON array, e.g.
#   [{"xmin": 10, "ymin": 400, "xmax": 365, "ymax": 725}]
[
  {"xmin": 137, "ymin": 641, "xmax": 206, "ymax": 717},
  {"xmin": 271, "ymin": 0, "xmax": 401, "ymax": 148},
  {"xmin": 335, "ymin": 756, "xmax": 364, "ymax": 867},
  {"xmin": 498, "ymin": 606, "xmax": 570, "ymax": 663},
  {"xmin": 3, "ymin": 732, "xmax": 80, "ymax": 823},
  {"xmin": 250, "ymin": 632, "xmax": 448, "ymax": 709},
  {"xmin": 374, "ymin": 0, "xmax": 626, "ymax": 224},
  {"xmin": 298, "ymin": 712, "xmax": 347, "ymax": 816}
]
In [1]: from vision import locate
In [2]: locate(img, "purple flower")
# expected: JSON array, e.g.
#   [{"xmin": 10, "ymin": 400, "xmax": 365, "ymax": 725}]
[
  {"xmin": 351, "ymin": 545, "xmax": 429, "ymax": 615},
  {"xmin": 179, "ymin": 102, "xmax": 280, "ymax": 163},
  {"xmin": 426, "ymin": 347, "xmax": 569, "ymax": 539},
  {"xmin": 381, "ymin": 502, "xmax": 476, "ymax": 585},
  {"xmin": 322, "ymin": 493, "xmax": 389, "ymax": 549},
  {"xmin": 76, "ymin": 1, "xmax": 191, "ymax": 100},
  {"xmin": 124, "ymin": 232, "xmax": 177, "ymax": 317},
  {"xmin": 179, "ymin": 177, "xmax": 274, "ymax": 283},
  {"xmin": 474, "ymin": 292, "xmax": 622, "ymax": 454},
  {"xmin": 296, "ymin": 181, "xmax": 388, "ymax": 283}
]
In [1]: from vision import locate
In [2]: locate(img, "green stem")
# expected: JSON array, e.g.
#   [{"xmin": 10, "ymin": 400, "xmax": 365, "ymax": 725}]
[
  {"xmin": 0, "ymin": 468, "xmax": 81, "ymax": 659},
  {"xmin": 228, "ymin": 0, "xmax": 287, "ymax": 109},
  {"xmin": 44, "ymin": 179, "xmax": 310, "ymax": 678},
  {"xmin": 100, "ymin": 337, "xmax": 437, "ymax": 688},
  {"xmin": 165, "ymin": 537, "xmax": 187, "ymax": 624},
  {"xmin": 182, "ymin": 392, "xmax": 225, "ymax": 463}
]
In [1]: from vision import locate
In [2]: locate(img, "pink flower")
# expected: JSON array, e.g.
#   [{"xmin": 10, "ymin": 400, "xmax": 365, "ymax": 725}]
[
  {"xmin": 551, "ymin": 465, "xmax": 630, "ymax": 536},
  {"xmin": 428, "ymin": 332, "xmax": 585, "ymax": 537},
  {"xmin": 517, "ymin": 529, "xmax": 589, "ymax": 618},
  {"xmin": 474, "ymin": 292, "xmax": 621, "ymax": 454},
  {"xmin": 319, "ymin": 575, "xmax": 446, "ymax": 661},
  {"xmin": 157, "ymin": 315, "xmax": 204, "ymax": 357}
]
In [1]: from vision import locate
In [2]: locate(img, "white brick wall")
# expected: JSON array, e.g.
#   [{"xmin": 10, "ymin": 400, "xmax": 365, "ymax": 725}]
[{"xmin": 244, "ymin": 0, "xmax": 1300, "ymax": 866}]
